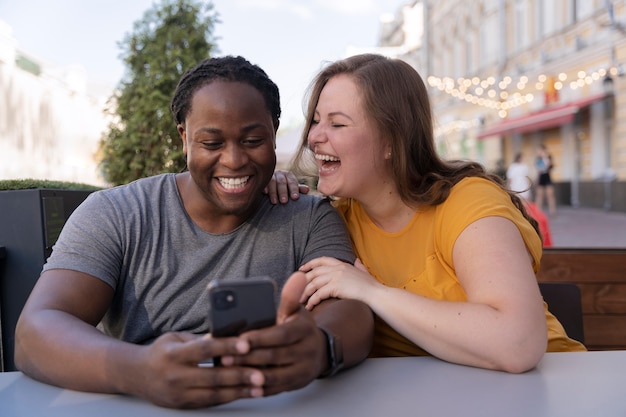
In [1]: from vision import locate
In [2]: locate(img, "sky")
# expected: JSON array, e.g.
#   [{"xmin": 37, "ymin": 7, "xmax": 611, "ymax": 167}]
[{"xmin": 0, "ymin": 0, "xmax": 408, "ymax": 127}]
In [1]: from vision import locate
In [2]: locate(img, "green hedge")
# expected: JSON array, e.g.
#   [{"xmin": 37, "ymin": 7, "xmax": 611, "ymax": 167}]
[{"xmin": 0, "ymin": 179, "xmax": 103, "ymax": 191}]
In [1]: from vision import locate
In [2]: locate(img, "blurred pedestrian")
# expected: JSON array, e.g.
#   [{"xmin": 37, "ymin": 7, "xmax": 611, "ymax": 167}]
[
  {"xmin": 534, "ymin": 144, "xmax": 557, "ymax": 216},
  {"xmin": 507, "ymin": 152, "xmax": 552, "ymax": 247},
  {"xmin": 506, "ymin": 152, "xmax": 531, "ymax": 201}
]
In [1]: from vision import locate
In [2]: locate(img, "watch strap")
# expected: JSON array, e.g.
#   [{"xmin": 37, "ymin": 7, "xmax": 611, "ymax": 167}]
[{"xmin": 317, "ymin": 326, "xmax": 344, "ymax": 378}]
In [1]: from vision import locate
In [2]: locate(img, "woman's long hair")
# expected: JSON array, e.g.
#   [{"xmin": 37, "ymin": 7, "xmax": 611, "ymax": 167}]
[{"xmin": 290, "ymin": 53, "xmax": 541, "ymax": 239}]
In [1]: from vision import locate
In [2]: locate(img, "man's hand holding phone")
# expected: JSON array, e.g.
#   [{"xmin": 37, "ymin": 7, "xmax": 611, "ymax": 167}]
[{"xmin": 214, "ymin": 272, "xmax": 328, "ymax": 396}]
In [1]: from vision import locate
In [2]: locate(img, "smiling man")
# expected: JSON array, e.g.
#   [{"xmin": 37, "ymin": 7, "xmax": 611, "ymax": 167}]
[{"xmin": 14, "ymin": 56, "xmax": 373, "ymax": 409}]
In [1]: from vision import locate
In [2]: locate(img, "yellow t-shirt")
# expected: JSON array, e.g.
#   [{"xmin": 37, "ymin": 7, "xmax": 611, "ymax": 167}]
[{"xmin": 334, "ymin": 177, "xmax": 586, "ymax": 357}]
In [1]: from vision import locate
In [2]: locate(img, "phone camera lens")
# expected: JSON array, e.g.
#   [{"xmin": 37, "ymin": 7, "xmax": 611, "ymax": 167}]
[{"xmin": 214, "ymin": 290, "xmax": 237, "ymax": 310}]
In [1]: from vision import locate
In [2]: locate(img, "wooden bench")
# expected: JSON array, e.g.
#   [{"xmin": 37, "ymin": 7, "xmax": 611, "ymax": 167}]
[{"xmin": 537, "ymin": 248, "xmax": 626, "ymax": 351}]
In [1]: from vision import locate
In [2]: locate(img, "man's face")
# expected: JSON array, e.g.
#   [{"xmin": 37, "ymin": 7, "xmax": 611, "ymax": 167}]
[{"xmin": 179, "ymin": 81, "xmax": 277, "ymax": 219}]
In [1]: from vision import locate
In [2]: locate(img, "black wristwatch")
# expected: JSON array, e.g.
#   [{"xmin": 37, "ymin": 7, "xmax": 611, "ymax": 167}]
[{"xmin": 317, "ymin": 326, "xmax": 344, "ymax": 378}]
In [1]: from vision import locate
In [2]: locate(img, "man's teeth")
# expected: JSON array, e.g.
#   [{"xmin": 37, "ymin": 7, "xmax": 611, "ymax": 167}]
[
  {"xmin": 218, "ymin": 176, "xmax": 249, "ymax": 189},
  {"xmin": 315, "ymin": 154, "xmax": 340, "ymax": 162}
]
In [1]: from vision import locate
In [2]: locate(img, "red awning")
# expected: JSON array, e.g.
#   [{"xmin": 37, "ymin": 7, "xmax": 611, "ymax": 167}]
[{"xmin": 477, "ymin": 92, "xmax": 607, "ymax": 139}]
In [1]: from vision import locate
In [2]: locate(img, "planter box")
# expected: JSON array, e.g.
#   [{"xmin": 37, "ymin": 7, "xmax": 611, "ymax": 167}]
[
  {"xmin": 0, "ymin": 189, "xmax": 94, "ymax": 371},
  {"xmin": 553, "ymin": 181, "xmax": 626, "ymax": 213}
]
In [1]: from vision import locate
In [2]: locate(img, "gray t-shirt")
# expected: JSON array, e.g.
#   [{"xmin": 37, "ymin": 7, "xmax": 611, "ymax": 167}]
[{"xmin": 43, "ymin": 174, "xmax": 355, "ymax": 344}]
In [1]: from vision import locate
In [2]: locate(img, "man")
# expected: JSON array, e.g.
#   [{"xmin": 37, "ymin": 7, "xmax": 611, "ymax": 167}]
[{"xmin": 14, "ymin": 56, "xmax": 373, "ymax": 409}]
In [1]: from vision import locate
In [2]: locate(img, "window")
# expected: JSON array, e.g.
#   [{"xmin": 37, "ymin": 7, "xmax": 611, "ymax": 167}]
[
  {"xmin": 515, "ymin": 0, "xmax": 531, "ymax": 50},
  {"xmin": 480, "ymin": 12, "xmax": 499, "ymax": 64},
  {"xmin": 575, "ymin": 0, "xmax": 595, "ymax": 20},
  {"xmin": 466, "ymin": 35, "xmax": 475, "ymax": 73},
  {"xmin": 454, "ymin": 32, "xmax": 463, "ymax": 79},
  {"xmin": 540, "ymin": 0, "xmax": 563, "ymax": 35}
]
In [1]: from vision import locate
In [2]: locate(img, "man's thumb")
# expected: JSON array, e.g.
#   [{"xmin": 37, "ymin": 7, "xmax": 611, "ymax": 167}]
[{"xmin": 277, "ymin": 271, "xmax": 307, "ymax": 323}]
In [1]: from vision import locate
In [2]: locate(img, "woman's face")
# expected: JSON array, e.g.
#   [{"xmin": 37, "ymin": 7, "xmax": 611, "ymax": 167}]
[{"xmin": 307, "ymin": 74, "xmax": 389, "ymax": 199}]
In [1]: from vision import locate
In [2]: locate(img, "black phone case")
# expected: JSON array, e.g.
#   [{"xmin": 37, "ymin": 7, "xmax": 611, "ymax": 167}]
[{"xmin": 208, "ymin": 278, "xmax": 277, "ymax": 337}]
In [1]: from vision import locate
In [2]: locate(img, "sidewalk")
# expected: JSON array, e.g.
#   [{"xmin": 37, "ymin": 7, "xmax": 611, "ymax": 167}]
[{"xmin": 547, "ymin": 206, "xmax": 626, "ymax": 248}]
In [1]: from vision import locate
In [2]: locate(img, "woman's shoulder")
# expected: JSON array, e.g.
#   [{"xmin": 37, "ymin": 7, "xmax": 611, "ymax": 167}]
[
  {"xmin": 438, "ymin": 177, "xmax": 516, "ymax": 232},
  {"xmin": 449, "ymin": 177, "xmax": 507, "ymax": 203}
]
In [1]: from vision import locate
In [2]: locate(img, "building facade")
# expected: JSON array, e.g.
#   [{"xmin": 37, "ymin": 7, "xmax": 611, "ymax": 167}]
[
  {"xmin": 381, "ymin": 0, "xmax": 626, "ymax": 211},
  {"xmin": 0, "ymin": 21, "xmax": 109, "ymax": 187}
]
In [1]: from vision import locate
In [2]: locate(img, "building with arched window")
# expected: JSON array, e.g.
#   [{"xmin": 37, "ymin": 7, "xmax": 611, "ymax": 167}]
[
  {"xmin": 0, "ymin": 20, "xmax": 109, "ymax": 187},
  {"xmin": 379, "ymin": 0, "xmax": 626, "ymax": 211}
]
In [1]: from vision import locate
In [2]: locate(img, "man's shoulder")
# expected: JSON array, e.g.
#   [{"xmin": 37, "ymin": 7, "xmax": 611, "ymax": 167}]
[
  {"xmin": 97, "ymin": 174, "xmax": 175, "ymax": 200},
  {"xmin": 278, "ymin": 194, "xmax": 335, "ymax": 212},
  {"xmin": 261, "ymin": 193, "xmax": 328, "ymax": 208},
  {"xmin": 109, "ymin": 173, "xmax": 173, "ymax": 191},
  {"xmin": 255, "ymin": 194, "xmax": 337, "ymax": 220},
  {"xmin": 292, "ymin": 193, "xmax": 329, "ymax": 205}
]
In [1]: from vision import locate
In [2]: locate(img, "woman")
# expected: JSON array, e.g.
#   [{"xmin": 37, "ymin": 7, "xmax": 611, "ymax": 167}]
[
  {"xmin": 507, "ymin": 152, "xmax": 553, "ymax": 247},
  {"xmin": 289, "ymin": 54, "xmax": 585, "ymax": 373},
  {"xmin": 534, "ymin": 144, "xmax": 557, "ymax": 215},
  {"xmin": 506, "ymin": 152, "xmax": 531, "ymax": 201}
]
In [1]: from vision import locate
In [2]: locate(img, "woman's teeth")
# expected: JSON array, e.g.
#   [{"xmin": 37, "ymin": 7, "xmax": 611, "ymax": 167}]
[{"xmin": 315, "ymin": 154, "xmax": 340, "ymax": 162}]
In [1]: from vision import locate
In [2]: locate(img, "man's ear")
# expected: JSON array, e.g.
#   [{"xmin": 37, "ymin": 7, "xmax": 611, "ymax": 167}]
[
  {"xmin": 177, "ymin": 124, "xmax": 188, "ymax": 154},
  {"xmin": 273, "ymin": 123, "xmax": 280, "ymax": 149}
]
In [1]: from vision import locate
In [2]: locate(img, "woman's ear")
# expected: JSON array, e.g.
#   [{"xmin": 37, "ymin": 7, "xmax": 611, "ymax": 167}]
[{"xmin": 384, "ymin": 144, "xmax": 392, "ymax": 160}]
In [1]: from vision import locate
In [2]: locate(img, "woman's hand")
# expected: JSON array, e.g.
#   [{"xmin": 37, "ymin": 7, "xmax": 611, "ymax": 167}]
[
  {"xmin": 265, "ymin": 170, "xmax": 310, "ymax": 204},
  {"xmin": 299, "ymin": 258, "xmax": 380, "ymax": 309}
]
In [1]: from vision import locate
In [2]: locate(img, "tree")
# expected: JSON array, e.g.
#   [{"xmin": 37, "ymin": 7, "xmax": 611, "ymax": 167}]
[{"xmin": 99, "ymin": 0, "xmax": 218, "ymax": 185}]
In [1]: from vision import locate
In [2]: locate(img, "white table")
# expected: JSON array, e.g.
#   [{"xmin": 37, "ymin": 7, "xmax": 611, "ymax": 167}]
[{"xmin": 1, "ymin": 351, "xmax": 625, "ymax": 416}]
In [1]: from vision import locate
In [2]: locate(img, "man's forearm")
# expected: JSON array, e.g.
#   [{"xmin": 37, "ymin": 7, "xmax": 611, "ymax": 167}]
[{"xmin": 15, "ymin": 309, "xmax": 141, "ymax": 394}]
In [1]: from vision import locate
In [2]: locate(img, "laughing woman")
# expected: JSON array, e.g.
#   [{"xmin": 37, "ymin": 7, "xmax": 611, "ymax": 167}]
[{"xmin": 287, "ymin": 54, "xmax": 585, "ymax": 373}]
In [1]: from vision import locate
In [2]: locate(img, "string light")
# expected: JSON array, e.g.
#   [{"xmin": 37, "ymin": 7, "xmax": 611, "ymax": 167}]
[
  {"xmin": 426, "ymin": 66, "xmax": 617, "ymax": 119},
  {"xmin": 434, "ymin": 118, "xmax": 481, "ymax": 136}
]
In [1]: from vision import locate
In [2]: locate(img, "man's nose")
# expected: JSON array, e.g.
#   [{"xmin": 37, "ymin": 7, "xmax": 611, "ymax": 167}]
[{"xmin": 220, "ymin": 144, "xmax": 248, "ymax": 168}]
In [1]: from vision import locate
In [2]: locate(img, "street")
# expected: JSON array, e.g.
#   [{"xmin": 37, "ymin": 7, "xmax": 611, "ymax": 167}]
[{"xmin": 548, "ymin": 206, "xmax": 626, "ymax": 248}]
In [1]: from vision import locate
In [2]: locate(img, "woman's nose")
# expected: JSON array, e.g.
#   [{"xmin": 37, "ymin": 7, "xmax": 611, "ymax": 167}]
[{"xmin": 308, "ymin": 124, "xmax": 325, "ymax": 147}]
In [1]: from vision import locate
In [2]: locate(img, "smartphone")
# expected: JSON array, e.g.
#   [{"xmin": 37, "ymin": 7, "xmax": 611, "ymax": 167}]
[{"xmin": 207, "ymin": 277, "xmax": 277, "ymax": 338}]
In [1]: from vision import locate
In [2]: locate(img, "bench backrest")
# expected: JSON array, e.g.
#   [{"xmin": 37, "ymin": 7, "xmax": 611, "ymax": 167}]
[
  {"xmin": 539, "ymin": 282, "xmax": 584, "ymax": 343},
  {"xmin": 537, "ymin": 248, "xmax": 626, "ymax": 351}
]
